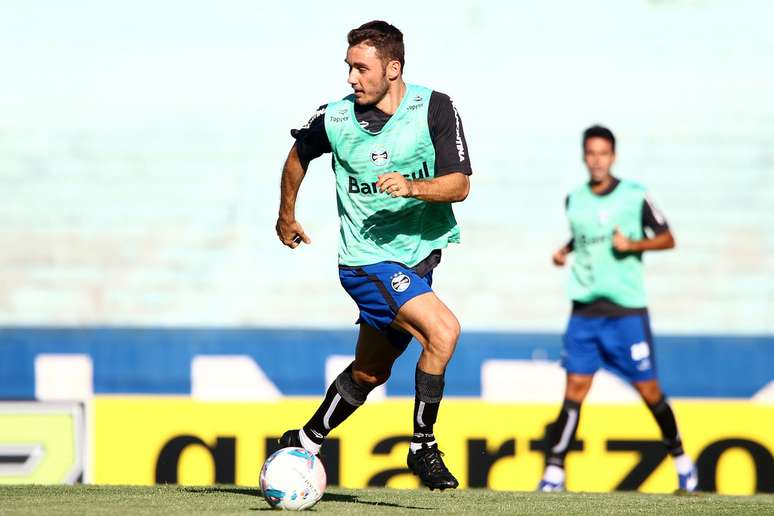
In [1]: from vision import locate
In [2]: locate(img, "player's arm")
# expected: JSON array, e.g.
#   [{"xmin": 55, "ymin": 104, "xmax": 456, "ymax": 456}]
[
  {"xmin": 613, "ymin": 194, "xmax": 676, "ymax": 253},
  {"xmin": 553, "ymin": 196, "xmax": 574, "ymax": 266},
  {"xmin": 377, "ymin": 172, "xmax": 469, "ymax": 202},
  {"xmin": 414, "ymin": 172, "xmax": 470, "ymax": 203},
  {"xmin": 614, "ymin": 229, "xmax": 674, "ymax": 252},
  {"xmin": 276, "ymin": 145, "xmax": 312, "ymax": 249},
  {"xmin": 553, "ymin": 238, "xmax": 574, "ymax": 267},
  {"xmin": 377, "ymin": 91, "xmax": 472, "ymax": 203},
  {"xmin": 276, "ymin": 105, "xmax": 331, "ymax": 249}
]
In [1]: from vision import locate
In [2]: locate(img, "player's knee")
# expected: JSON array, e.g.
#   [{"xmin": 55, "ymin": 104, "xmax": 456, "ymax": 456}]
[
  {"xmin": 352, "ymin": 367, "xmax": 390, "ymax": 388},
  {"xmin": 635, "ymin": 381, "xmax": 662, "ymax": 405},
  {"xmin": 427, "ymin": 316, "xmax": 460, "ymax": 362},
  {"xmin": 439, "ymin": 317, "xmax": 461, "ymax": 348},
  {"xmin": 565, "ymin": 376, "xmax": 592, "ymax": 401}
]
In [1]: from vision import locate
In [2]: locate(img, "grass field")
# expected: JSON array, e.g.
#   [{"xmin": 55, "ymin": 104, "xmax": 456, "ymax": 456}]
[{"xmin": 1, "ymin": 485, "xmax": 772, "ymax": 515}]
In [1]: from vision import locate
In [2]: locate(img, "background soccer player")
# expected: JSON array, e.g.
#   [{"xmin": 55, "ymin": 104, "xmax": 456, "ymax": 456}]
[
  {"xmin": 275, "ymin": 20, "xmax": 472, "ymax": 490},
  {"xmin": 537, "ymin": 125, "xmax": 698, "ymax": 493}
]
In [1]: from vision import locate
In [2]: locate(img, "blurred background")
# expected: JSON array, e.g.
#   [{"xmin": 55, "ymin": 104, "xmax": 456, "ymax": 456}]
[{"xmin": 0, "ymin": 0, "xmax": 772, "ymax": 493}]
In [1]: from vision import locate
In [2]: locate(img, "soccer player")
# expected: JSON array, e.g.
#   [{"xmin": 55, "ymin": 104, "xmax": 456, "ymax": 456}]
[
  {"xmin": 537, "ymin": 125, "xmax": 698, "ymax": 493},
  {"xmin": 275, "ymin": 20, "xmax": 471, "ymax": 491}
]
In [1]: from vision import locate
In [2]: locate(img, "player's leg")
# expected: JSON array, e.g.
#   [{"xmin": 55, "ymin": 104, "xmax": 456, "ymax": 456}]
[
  {"xmin": 538, "ymin": 315, "xmax": 602, "ymax": 492},
  {"xmin": 634, "ymin": 378, "xmax": 695, "ymax": 489},
  {"xmin": 281, "ymin": 322, "xmax": 403, "ymax": 454},
  {"xmin": 634, "ymin": 379, "xmax": 686, "ymax": 458},
  {"xmin": 546, "ymin": 372, "xmax": 592, "ymax": 461},
  {"xmin": 538, "ymin": 373, "xmax": 593, "ymax": 491},
  {"xmin": 281, "ymin": 262, "xmax": 414, "ymax": 454},
  {"xmin": 392, "ymin": 291, "xmax": 461, "ymax": 490},
  {"xmin": 604, "ymin": 314, "xmax": 698, "ymax": 492}
]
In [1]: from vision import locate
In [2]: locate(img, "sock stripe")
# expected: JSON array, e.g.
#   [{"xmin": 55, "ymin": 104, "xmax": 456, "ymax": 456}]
[
  {"xmin": 323, "ymin": 393, "xmax": 341, "ymax": 431},
  {"xmin": 551, "ymin": 408, "xmax": 578, "ymax": 454},
  {"xmin": 416, "ymin": 401, "xmax": 426, "ymax": 428}
]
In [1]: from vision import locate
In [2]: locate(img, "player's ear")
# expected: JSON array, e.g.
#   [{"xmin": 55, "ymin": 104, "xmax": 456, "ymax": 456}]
[{"xmin": 386, "ymin": 60, "xmax": 401, "ymax": 80}]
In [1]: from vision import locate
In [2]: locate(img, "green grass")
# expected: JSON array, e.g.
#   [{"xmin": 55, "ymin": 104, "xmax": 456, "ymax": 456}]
[{"xmin": 0, "ymin": 485, "xmax": 772, "ymax": 515}]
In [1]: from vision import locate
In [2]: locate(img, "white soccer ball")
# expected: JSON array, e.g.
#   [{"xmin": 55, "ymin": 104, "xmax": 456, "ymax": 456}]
[{"xmin": 259, "ymin": 447, "xmax": 326, "ymax": 511}]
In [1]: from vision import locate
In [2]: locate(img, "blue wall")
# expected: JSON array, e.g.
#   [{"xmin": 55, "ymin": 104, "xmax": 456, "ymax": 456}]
[{"xmin": 1, "ymin": 328, "xmax": 771, "ymax": 399}]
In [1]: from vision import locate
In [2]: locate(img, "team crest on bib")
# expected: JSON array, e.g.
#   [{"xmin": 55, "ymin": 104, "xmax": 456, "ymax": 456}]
[
  {"xmin": 390, "ymin": 272, "xmax": 411, "ymax": 292},
  {"xmin": 370, "ymin": 146, "xmax": 390, "ymax": 167}
]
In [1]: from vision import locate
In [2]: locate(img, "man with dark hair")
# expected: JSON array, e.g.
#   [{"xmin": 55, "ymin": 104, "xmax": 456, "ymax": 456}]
[
  {"xmin": 275, "ymin": 20, "xmax": 472, "ymax": 491},
  {"xmin": 347, "ymin": 20, "xmax": 405, "ymax": 70},
  {"xmin": 583, "ymin": 125, "xmax": 616, "ymax": 151},
  {"xmin": 537, "ymin": 125, "xmax": 698, "ymax": 493}
]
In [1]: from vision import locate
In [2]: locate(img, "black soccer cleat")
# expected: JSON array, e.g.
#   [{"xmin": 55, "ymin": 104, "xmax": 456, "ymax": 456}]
[
  {"xmin": 407, "ymin": 443, "xmax": 459, "ymax": 491},
  {"xmin": 279, "ymin": 429, "xmax": 324, "ymax": 461},
  {"xmin": 278, "ymin": 429, "xmax": 303, "ymax": 448}
]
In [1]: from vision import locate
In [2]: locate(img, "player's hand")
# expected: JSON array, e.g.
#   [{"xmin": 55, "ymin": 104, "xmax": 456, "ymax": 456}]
[
  {"xmin": 376, "ymin": 172, "xmax": 413, "ymax": 198},
  {"xmin": 552, "ymin": 248, "xmax": 568, "ymax": 267},
  {"xmin": 276, "ymin": 217, "xmax": 311, "ymax": 249},
  {"xmin": 612, "ymin": 227, "xmax": 633, "ymax": 252}
]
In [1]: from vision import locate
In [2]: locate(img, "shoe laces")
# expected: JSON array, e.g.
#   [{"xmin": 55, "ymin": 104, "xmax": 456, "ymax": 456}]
[{"xmin": 418, "ymin": 445, "xmax": 448, "ymax": 475}]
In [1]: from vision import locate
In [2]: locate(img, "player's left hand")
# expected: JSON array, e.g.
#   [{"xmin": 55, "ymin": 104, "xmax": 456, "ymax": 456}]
[
  {"xmin": 376, "ymin": 172, "xmax": 413, "ymax": 198},
  {"xmin": 613, "ymin": 227, "xmax": 634, "ymax": 252}
]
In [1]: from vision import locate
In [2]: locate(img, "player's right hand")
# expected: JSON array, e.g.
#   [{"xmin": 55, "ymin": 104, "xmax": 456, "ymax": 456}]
[
  {"xmin": 552, "ymin": 248, "xmax": 567, "ymax": 267},
  {"xmin": 276, "ymin": 217, "xmax": 311, "ymax": 249}
]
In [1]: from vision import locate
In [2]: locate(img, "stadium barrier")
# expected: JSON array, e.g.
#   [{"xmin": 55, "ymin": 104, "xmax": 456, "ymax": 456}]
[
  {"xmin": 93, "ymin": 398, "xmax": 773, "ymax": 494},
  {"xmin": 2, "ymin": 328, "xmax": 772, "ymax": 399},
  {"xmin": 0, "ymin": 402, "xmax": 85, "ymax": 484}
]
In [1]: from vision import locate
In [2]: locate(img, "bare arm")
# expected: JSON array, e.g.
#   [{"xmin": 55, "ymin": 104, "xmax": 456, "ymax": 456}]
[
  {"xmin": 275, "ymin": 144, "xmax": 312, "ymax": 249},
  {"xmin": 613, "ymin": 228, "xmax": 676, "ymax": 253},
  {"xmin": 552, "ymin": 239, "xmax": 573, "ymax": 267},
  {"xmin": 375, "ymin": 171, "xmax": 470, "ymax": 203}
]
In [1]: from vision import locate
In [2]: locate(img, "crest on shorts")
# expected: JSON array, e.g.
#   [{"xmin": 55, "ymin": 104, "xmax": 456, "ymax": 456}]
[{"xmin": 390, "ymin": 272, "xmax": 411, "ymax": 293}]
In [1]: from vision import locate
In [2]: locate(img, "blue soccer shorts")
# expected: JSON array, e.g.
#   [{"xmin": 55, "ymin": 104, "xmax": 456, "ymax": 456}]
[
  {"xmin": 561, "ymin": 313, "xmax": 657, "ymax": 383},
  {"xmin": 339, "ymin": 261, "xmax": 434, "ymax": 351}
]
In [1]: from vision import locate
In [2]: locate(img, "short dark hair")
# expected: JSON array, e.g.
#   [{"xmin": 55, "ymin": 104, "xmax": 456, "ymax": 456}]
[
  {"xmin": 583, "ymin": 125, "xmax": 616, "ymax": 152},
  {"xmin": 347, "ymin": 20, "xmax": 405, "ymax": 71}
]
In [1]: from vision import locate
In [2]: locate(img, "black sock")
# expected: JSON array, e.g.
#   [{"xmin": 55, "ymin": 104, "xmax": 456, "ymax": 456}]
[
  {"xmin": 545, "ymin": 399, "xmax": 581, "ymax": 468},
  {"xmin": 411, "ymin": 367, "xmax": 445, "ymax": 449},
  {"xmin": 647, "ymin": 395, "xmax": 684, "ymax": 456},
  {"xmin": 302, "ymin": 363, "xmax": 371, "ymax": 444}
]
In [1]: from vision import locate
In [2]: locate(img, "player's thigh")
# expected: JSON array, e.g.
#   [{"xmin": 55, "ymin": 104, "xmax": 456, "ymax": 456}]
[
  {"xmin": 353, "ymin": 322, "xmax": 404, "ymax": 379},
  {"xmin": 338, "ymin": 262, "xmax": 431, "ymax": 350},
  {"xmin": 561, "ymin": 316, "xmax": 603, "ymax": 376},
  {"xmin": 392, "ymin": 291, "xmax": 460, "ymax": 350},
  {"xmin": 598, "ymin": 314, "xmax": 657, "ymax": 382}
]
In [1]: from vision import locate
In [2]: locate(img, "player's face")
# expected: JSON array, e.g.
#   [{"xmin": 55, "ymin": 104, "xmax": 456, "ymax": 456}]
[
  {"xmin": 583, "ymin": 137, "xmax": 616, "ymax": 182},
  {"xmin": 346, "ymin": 43, "xmax": 389, "ymax": 106}
]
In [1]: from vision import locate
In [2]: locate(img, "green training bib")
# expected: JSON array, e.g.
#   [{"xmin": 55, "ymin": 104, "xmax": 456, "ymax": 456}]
[
  {"xmin": 566, "ymin": 180, "xmax": 648, "ymax": 307},
  {"xmin": 325, "ymin": 84, "xmax": 461, "ymax": 267}
]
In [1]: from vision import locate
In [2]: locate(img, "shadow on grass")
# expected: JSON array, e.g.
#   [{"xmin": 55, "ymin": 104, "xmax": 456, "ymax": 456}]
[
  {"xmin": 320, "ymin": 492, "xmax": 433, "ymax": 510},
  {"xmin": 184, "ymin": 486, "xmax": 261, "ymax": 497},
  {"xmin": 183, "ymin": 486, "xmax": 433, "ymax": 511}
]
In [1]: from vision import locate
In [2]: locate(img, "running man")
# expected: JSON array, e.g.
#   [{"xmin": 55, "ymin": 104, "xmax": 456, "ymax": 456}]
[
  {"xmin": 275, "ymin": 20, "xmax": 471, "ymax": 490},
  {"xmin": 537, "ymin": 125, "xmax": 698, "ymax": 493}
]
